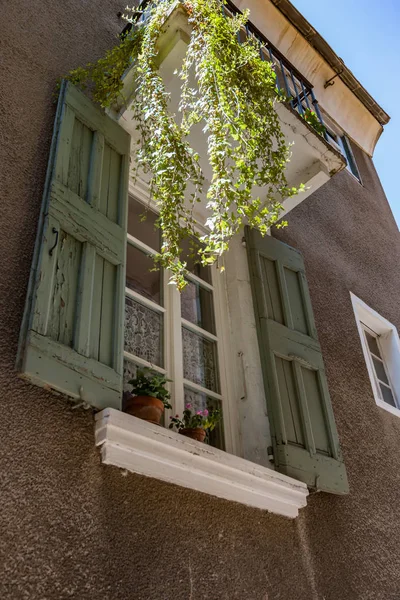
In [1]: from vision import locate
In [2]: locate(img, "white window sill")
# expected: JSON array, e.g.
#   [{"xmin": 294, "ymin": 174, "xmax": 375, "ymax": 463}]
[{"xmin": 95, "ymin": 409, "xmax": 308, "ymax": 518}]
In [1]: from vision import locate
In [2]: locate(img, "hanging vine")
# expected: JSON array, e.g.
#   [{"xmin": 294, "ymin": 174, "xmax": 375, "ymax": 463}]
[{"xmin": 67, "ymin": 0, "xmax": 303, "ymax": 289}]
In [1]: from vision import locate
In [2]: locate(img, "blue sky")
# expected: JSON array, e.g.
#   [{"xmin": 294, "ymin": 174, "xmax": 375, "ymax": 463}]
[{"xmin": 291, "ymin": 0, "xmax": 400, "ymax": 228}]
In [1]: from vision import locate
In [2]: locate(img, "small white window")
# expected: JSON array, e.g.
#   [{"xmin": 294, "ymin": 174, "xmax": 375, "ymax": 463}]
[
  {"xmin": 321, "ymin": 113, "xmax": 361, "ymax": 182},
  {"xmin": 337, "ymin": 135, "xmax": 361, "ymax": 182},
  {"xmin": 361, "ymin": 324, "xmax": 397, "ymax": 407},
  {"xmin": 351, "ymin": 293, "xmax": 400, "ymax": 417}
]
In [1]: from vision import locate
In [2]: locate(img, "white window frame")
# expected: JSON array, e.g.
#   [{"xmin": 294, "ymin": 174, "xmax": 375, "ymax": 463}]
[
  {"xmin": 124, "ymin": 181, "xmax": 237, "ymax": 455},
  {"xmin": 337, "ymin": 135, "xmax": 361, "ymax": 182},
  {"xmin": 322, "ymin": 113, "xmax": 362, "ymax": 183},
  {"xmin": 351, "ymin": 293, "xmax": 400, "ymax": 417}
]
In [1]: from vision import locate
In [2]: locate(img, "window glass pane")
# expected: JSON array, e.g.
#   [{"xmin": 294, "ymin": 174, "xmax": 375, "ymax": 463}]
[
  {"xmin": 181, "ymin": 280, "xmax": 215, "ymax": 334},
  {"xmin": 380, "ymin": 384, "xmax": 396, "ymax": 408},
  {"xmin": 128, "ymin": 196, "xmax": 160, "ymax": 251},
  {"xmin": 184, "ymin": 387, "xmax": 224, "ymax": 450},
  {"xmin": 125, "ymin": 297, "xmax": 163, "ymax": 367},
  {"xmin": 126, "ymin": 244, "xmax": 162, "ymax": 305},
  {"xmin": 180, "ymin": 237, "xmax": 212, "ymax": 284},
  {"xmin": 365, "ymin": 331, "xmax": 381, "ymax": 358},
  {"xmin": 123, "ymin": 359, "xmax": 138, "ymax": 393},
  {"xmin": 182, "ymin": 327, "xmax": 219, "ymax": 392},
  {"xmin": 372, "ymin": 356, "xmax": 389, "ymax": 385}
]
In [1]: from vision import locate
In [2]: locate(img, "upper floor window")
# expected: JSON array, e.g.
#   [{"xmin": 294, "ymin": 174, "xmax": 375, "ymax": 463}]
[
  {"xmin": 361, "ymin": 324, "xmax": 397, "ymax": 408},
  {"xmin": 351, "ymin": 293, "xmax": 400, "ymax": 417},
  {"xmin": 337, "ymin": 136, "xmax": 361, "ymax": 181},
  {"xmin": 325, "ymin": 125, "xmax": 361, "ymax": 182}
]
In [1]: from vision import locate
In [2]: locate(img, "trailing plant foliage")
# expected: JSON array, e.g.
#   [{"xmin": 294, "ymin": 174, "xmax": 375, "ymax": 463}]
[
  {"xmin": 303, "ymin": 108, "xmax": 326, "ymax": 137},
  {"xmin": 67, "ymin": 0, "xmax": 303, "ymax": 289}
]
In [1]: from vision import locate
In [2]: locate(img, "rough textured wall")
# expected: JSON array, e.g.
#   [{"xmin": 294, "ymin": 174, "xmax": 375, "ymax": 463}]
[
  {"xmin": 275, "ymin": 146, "xmax": 400, "ymax": 600},
  {"xmin": 1, "ymin": 1, "xmax": 400, "ymax": 599}
]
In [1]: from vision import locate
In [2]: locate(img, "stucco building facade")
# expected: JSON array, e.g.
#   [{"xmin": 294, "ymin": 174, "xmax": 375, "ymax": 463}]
[{"xmin": 1, "ymin": 1, "xmax": 400, "ymax": 599}]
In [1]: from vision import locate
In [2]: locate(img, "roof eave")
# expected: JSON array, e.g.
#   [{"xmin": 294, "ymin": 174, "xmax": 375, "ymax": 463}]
[{"xmin": 270, "ymin": 0, "xmax": 390, "ymax": 126}]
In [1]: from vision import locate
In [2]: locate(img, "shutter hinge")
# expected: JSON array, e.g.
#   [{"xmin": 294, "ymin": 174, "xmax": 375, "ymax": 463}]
[
  {"xmin": 71, "ymin": 386, "xmax": 92, "ymax": 411},
  {"xmin": 267, "ymin": 446, "xmax": 274, "ymax": 463}
]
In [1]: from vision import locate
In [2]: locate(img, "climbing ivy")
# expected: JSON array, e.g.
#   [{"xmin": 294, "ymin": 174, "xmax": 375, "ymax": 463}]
[{"xmin": 67, "ymin": 0, "xmax": 304, "ymax": 289}]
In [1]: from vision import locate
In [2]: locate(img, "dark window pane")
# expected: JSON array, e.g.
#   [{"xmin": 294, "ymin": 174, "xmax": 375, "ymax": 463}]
[
  {"xmin": 380, "ymin": 384, "xmax": 396, "ymax": 408},
  {"xmin": 184, "ymin": 387, "xmax": 224, "ymax": 450},
  {"xmin": 125, "ymin": 297, "xmax": 163, "ymax": 367},
  {"xmin": 325, "ymin": 129, "xmax": 338, "ymax": 146},
  {"xmin": 284, "ymin": 267, "xmax": 308, "ymax": 335},
  {"xmin": 182, "ymin": 328, "xmax": 219, "ymax": 392},
  {"xmin": 180, "ymin": 237, "xmax": 212, "ymax": 284},
  {"xmin": 365, "ymin": 331, "xmax": 381, "ymax": 358},
  {"xmin": 341, "ymin": 136, "xmax": 360, "ymax": 180},
  {"xmin": 126, "ymin": 244, "xmax": 162, "ymax": 305},
  {"xmin": 128, "ymin": 196, "xmax": 160, "ymax": 251},
  {"xmin": 181, "ymin": 280, "xmax": 215, "ymax": 334},
  {"xmin": 372, "ymin": 356, "xmax": 389, "ymax": 385}
]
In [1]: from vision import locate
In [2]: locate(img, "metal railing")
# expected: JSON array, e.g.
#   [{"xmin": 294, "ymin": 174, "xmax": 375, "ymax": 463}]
[
  {"xmin": 123, "ymin": 0, "xmax": 326, "ymax": 136},
  {"xmin": 222, "ymin": 1, "xmax": 325, "ymax": 133}
]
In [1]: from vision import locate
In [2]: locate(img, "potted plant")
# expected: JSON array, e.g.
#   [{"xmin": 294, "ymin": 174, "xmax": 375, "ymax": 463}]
[
  {"xmin": 124, "ymin": 368, "xmax": 172, "ymax": 425},
  {"xmin": 169, "ymin": 403, "xmax": 222, "ymax": 442}
]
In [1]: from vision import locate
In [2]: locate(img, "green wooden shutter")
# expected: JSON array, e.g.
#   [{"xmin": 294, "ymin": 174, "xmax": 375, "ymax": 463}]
[
  {"xmin": 17, "ymin": 81, "xmax": 130, "ymax": 410},
  {"xmin": 246, "ymin": 227, "xmax": 349, "ymax": 494}
]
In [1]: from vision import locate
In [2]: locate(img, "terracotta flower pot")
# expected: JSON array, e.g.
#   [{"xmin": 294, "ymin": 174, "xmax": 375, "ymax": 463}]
[
  {"xmin": 124, "ymin": 394, "xmax": 164, "ymax": 425},
  {"xmin": 179, "ymin": 427, "xmax": 207, "ymax": 442}
]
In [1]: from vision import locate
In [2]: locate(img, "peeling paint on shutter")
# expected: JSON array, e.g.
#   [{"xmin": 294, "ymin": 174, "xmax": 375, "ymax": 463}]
[
  {"xmin": 17, "ymin": 81, "xmax": 130, "ymax": 410},
  {"xmin": 246, "ymin": 227, "xmax": 349, "ymax": 494}
]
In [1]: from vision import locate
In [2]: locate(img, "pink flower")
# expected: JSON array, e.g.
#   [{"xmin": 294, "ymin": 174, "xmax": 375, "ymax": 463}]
[
  {"xmin": 196, "ymin": 411, "xmax": 202, "ymax": 415},
  {"xmin": 175, "ymin": 414, "xmax": 179, "ymax": 418},
  {"xmin": 185, "ymin": 403, "xmax": 192, "ymax": 409},
  {"xmin": 203, "ymin": 409, "xmax": 209, "ymax": 416}
]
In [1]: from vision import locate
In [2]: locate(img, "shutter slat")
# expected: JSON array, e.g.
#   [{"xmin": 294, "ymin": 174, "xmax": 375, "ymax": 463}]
[
  {"xmin": 113, "ymin": 153, "xmax": 130, "ymax": 375},
  {"xmin": 276, "ymin": 262, "xmax": 294, "ymax": 330},
  {"xmin": 32, "ymin": 216, "xmax": 60, "ymax": 335},
  {"xmin": 317, "ymin": 370, "xmax": 341, "ymax": 460},
  {"xmin": 99, "ymin": 142, "xmax": 112, "ymax": 217},
  {"xmin": 293, "ymin": 360, "xmax": 316, "ymax": 456},
  {"xmin": 299, "ymin": 271, "xmax": 318, "ymax": 340},
  {"xmin": 18, "ymin": 81, "xmax": 130, "ymax": 409},
  {"xmin": 99, "ymin": 260, "xmax": 117, "ymax": 368},
  {"xmin": 55, "ymin": 105, "xmax": 75, "ymax": 186},
  {"xmin": 275, "ymin": 356, "xmax": 304, "ymax": 446},
  {"xmin": 47, "ymin": 230, "xmax": 82, "ymax": 346},
  {"xmin": 75, "ymin": 243, "xmax": 97, "ymax": 357},
  {"xmin": 90, "ymin": 254, "xmax": 105, "ymax": 361},
  {"xmin": 246, "ymin": 227, "xmax": 349, "ymax": 494},
  {"xmin": 88, "ymin": 132, "xmax": 105, "ymax": 208}
]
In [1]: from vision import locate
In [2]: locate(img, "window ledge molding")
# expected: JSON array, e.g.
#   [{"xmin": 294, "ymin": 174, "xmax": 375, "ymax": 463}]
[{"xmin": 95, "ymin": 408, "xmax": 308, "ymax": 518}]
